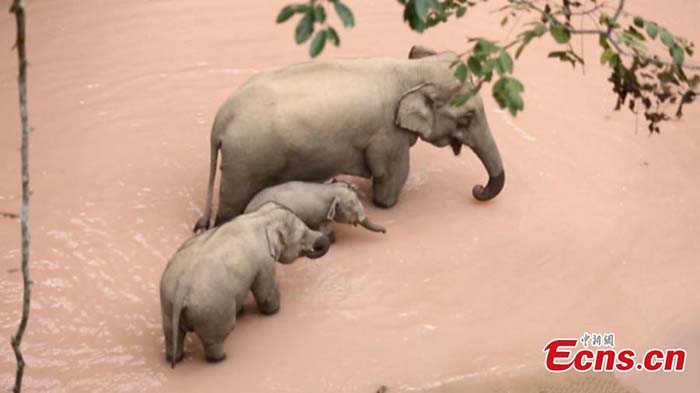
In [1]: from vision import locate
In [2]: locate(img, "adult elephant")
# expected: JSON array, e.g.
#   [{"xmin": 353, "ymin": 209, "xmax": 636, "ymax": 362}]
[{"xmin": 193, "ymin": 45, "xmax": 505, "ymax": 232}]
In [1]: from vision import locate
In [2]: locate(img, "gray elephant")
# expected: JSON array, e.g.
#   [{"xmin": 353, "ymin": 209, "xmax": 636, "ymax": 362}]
[
  {"xmin": 160, "ymin": 203, "xmax": 330, "ymax": 366},
  {"xmin": 194, "ymin": 45, "xmax": 504, "ymax": 232},
  {"xmin": 244, "ymin": 180, "xmax": 386, "ymax": 241}
]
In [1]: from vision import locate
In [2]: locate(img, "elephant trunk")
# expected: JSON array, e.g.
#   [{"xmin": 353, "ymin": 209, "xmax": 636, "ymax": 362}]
[
  {"xmin": 359, "ymin": 217, "xmax": 387, "ymax": 234},
  {"xmin": 469, "ymin": 122, "xmax": 505, "ymax": 201},
  {"xmin": 306, "ymin": 235, "xmax": 330, "ymax": 259}
]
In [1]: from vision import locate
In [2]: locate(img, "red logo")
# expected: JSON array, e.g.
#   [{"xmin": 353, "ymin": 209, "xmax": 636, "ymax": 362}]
[{"xmin": 544, "ymin": 333, "xmax": 686, "ymax": 372}]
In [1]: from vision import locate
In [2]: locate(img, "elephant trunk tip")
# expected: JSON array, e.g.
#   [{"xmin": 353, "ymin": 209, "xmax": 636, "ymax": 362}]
[
  {"xmin": 306, "ymin": 236, "xmax": 331, "ymax": 259},
  {"xmin": 359, "ymin": 218, "xmax": 387, "ymax": 234},
  {"xmin": 472, "ymin": 171, "xmax": 505, "ymax": 201}
]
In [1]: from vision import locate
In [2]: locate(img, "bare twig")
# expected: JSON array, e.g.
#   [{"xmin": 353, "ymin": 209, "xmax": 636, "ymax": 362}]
[
  {"xmin": 9, "ymin": 1, "xmax": 32, "ymax": 393},
  {"xmin": 567, "ymin": 1, "xmax": 612, "ymax": 16},
  {"xmin": 608, "ymin": 0, "xmax": 626, "ymax": 32},
  {"xmin": 579, "ymin": 14, "xmax": 586, "ymax": 75}
]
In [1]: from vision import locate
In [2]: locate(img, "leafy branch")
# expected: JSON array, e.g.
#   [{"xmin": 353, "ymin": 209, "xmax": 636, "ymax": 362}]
[
  {"xmin": 278, "ymin": 0, "xmax": 698, "ymax": 132},
  {"xmin": 276, "ymin": 0, "xmax": 354, "ymax": 57}
]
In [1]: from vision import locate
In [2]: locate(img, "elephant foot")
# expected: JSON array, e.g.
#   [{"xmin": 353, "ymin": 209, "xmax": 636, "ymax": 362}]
[
  {"xmin": 205, "ymin": 352, "xmax": 227, "ymax": 363},
  {"xmin": 204, "ymin": 341, "xmax": 227, "ymax": 363},
  {"xmin": 372, "ymin": 196, "xmax": 398, "ymax": 209},
  {"xmin": 258, "ymin": 302, "xmax": 280, "ymax": 316},
  {"xmin": 193, "ymin": 216, "xmax": 210, "ymax": 234}
]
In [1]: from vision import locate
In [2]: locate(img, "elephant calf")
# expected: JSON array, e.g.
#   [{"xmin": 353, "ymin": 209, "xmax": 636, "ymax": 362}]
[
  {"xmin": 244, "ymin": 180, "xmax": 386, "ymax": 241},
  {"xmin": 160, "ymin": 203, "xmax": 330, "ymax": 366}
]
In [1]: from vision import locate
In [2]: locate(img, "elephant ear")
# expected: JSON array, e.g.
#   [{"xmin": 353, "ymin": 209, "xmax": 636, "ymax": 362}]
[
  {"xmin": 326, "ymin": 197, "xmax": 339, "ymax": 221},
  {"xmin": 408, "ymin": 45, "xmax": 437, "ymax": 59},
  {"xmin": 395, "ymin": 83, "xmax": 438, "ymax": 140},
  {"xmin": 265, "ymin": 224, "xmax": 286, "ymax": 261}
]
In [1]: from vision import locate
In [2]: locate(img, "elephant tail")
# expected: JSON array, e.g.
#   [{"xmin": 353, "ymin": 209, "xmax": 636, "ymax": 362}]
[
  {"xmin": 193, "ymin": 133, "xmax": 222, "ymax": 233},
  {"xmin": 170, "ymin": 289, "xmax": 186, "ymax": 369}
]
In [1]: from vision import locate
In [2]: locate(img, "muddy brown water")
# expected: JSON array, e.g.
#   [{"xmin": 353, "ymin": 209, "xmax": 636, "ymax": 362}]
[{"xmin": 1, "ymin": 0, "xmax": 699, "ymax": 392}]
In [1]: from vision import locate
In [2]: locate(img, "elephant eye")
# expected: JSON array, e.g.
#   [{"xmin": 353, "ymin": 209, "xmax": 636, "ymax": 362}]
[{"xmin": 457, "ymin": 117, "xmax": 471, "ymax": 128}]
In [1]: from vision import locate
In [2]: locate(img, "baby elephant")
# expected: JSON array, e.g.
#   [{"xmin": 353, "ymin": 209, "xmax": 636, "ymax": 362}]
[
  {"xmin": 244, "ymin": 180, "xmax": 386, "ymax": 241},
  {"xmin": 160, "ymin": 202, "xmax": 330, "ymax": 367}
]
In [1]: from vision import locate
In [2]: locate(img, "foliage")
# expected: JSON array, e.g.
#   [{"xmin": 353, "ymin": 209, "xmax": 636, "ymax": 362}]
[
  {"xmin": 277, "ymin": 0, "xmax": 699, "ymax": 132},
  {"xmin": 276, "ymin": 0, "xmax": 354, "ymax": 57}
]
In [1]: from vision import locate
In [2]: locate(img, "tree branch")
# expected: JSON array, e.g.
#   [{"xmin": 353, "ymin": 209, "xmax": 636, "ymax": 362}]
[
  {"xmin": 512, "ymin": 0, "xmax": 700, "ymax": 70},
  {"xmin": 9, "ymin": 1, "xmax": 32, "ymax": 392},
  {"xmin": 609, "ymin": 0, "xmax": 626, "ymax": 29}
]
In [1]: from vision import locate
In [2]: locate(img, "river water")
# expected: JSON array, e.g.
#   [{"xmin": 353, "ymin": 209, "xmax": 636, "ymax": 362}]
[{"xmin": 1, "ymin": 1, "xmax": 699, "ymax": 392}]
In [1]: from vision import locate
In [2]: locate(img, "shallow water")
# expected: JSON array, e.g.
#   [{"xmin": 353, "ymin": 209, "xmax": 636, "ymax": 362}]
[{"xmin": 1, "ymin": 0, "xmax": 699, "ymax": 392}]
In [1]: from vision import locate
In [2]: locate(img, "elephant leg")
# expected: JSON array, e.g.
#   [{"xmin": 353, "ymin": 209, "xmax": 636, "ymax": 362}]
[
  {"xmin": 214, "ymin": 174, "xmax": 262, "ymax": 226},
  {"xmin": 195, "ymin": 324, "xmax": 232, "ymax": 362},
  {"xmin": 202, "ymin": 338, "xmax": 227, "ymax": 363},
  {"xmin": 190, "ymin": 300, "xmax": 236, "ymax": 363},
  {"xmin": 252, "ymin": 270, "xmax": 281, "ymax": 315},
  {"xmin": 367, "ymin": 146, "xmax": 410, "ymax": 208}
]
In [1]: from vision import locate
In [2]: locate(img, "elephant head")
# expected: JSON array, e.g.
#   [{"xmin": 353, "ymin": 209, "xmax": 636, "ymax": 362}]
[
  {"xmin": 326, "ymin": 184, "xmax": 387, "ymax": 234},
  {"xmin": 396, "ymin": 46, "xmax": 505, "ymax": 201},
  {"xmin": 264, "ymin": 203, "xmax": 331, "ymax": 263}
]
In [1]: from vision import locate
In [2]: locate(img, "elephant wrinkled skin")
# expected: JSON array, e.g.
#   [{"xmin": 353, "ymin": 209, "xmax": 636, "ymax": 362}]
[
  {"xmin": 194, "ymin": 45, "xmax": 505, "ymax": 232},
  {"xmin": 160, "ymin": 203, "xmax": 330, "ymax": 366},
  {"xmin": 244, "ymin": 180, "xmax": 386, "ymax": 241}
]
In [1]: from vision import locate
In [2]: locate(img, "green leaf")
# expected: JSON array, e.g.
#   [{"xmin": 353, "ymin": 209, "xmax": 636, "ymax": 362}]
[
  {"xmin": 453, "ymin": 62, "xmax": 468, "ymax": 83},
  {"xmin": 645, "ymin": 21, "xmax": 658, "ymax": 39},
  {"xmin": 685, "ymin": 45, "xmax": 694, "ymax": 57},
  {"xmin": 295, "ymin": 13, "xmax": 314, "ymax": 44},
  {"xmin": 626, "ymin": 26, "xmax": 646, "ymax": 42},
  {"xmin": 276, "ymin": 5, "xmax": 296, "ymax": 24},
  {"xmin": 659, "ymin": 30, "xmax": 675, "ymax": 48},
  {"xmin": 608, "ymin": 53, "xmax": 621, "ymax": 68},
  {"xmin": 600, "ymin": 48, "xmax": 612, "ymax": 64},
  {"xmin": 310, "ymin": 30, "xmax": 327, "ymax": 57},
  {"xmin": 334, "ymin": 1, "xmax": 355, "ymax": 28},
  {"xmin": 450, "ymin": 94, "xmax": 469, "ymax": 107},
  {"xmin": 492, "ymin": 77, "xmax": 525, "ymax": 116},
  {"xmin": 633, "ymin": 16, "xmax": 644, "ymax": 28},
  {"xmin": 456, "ymin": 6, "xmax": 467, "ymax": 18},
  {"xmin": 474, "ymin": 39, "xmax": 499, "ymax": 56},
  {"xmin": 492, "ymin": 78, "xmax": 509, "ymax": 108},
  {"xmin": 314, "ymin": 5, "xmax": 326, "ymax": 23},
  {"xmin": 670, "ymin": 45, "xmax": 685, "ymax": 65},
  {"xmin": 326, "ymin": 27, "xmax": 340, "ymax": 46},
  {"xmin": 515, "ymin": 23, "xmax": 546, "ymax": 59},
  {"xmin": 467, "ymin": 56, "xmax": 482, "ymax": 76},
  {"xmin": 498, "ymin": 50, "xmax": 514, "ymax": 74},
  {"xmin": 550, "ymin": 24, "xmax": 571, "ymax": 44},
  {"xmin": 507, "ymin": 90, "xmax": 524, "ymax": 116},
  {"xmin": 510, "ymin": 77, "xmax": 524, "ymax": 93},
  {"xmin": 533, "ymin": 23, "xmax": 546, "ymax": 37},
  {"xmin": 549, "ymin": 50, "xmax": 575, "ymax": 68},
  {"xmin": 414, "ymin": 0, "xmax": 429, "ymax": 21}
]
